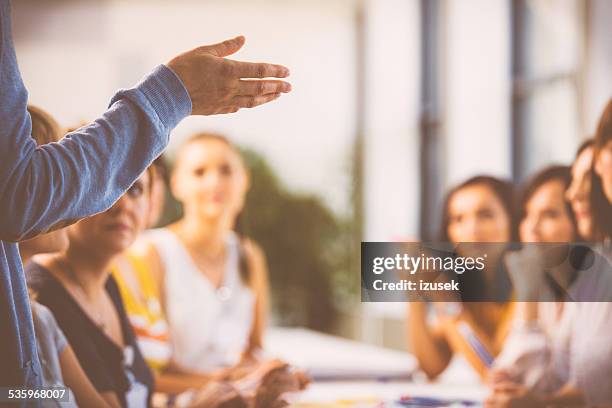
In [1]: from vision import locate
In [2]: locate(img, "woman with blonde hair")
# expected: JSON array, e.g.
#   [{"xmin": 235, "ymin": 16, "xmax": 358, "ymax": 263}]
[
  {"xmin": 141, "ymin": 132, "xmax": 269, "ymax": 374},
  {"xmin": 111, "ymin": 133, "xmax": 306, "ymax": 403}
]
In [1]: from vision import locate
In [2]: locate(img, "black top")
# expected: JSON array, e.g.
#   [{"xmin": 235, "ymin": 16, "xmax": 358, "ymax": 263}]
[{"xmin": 26, "ymin": 262, "xmax": 154, "ymax": 408}]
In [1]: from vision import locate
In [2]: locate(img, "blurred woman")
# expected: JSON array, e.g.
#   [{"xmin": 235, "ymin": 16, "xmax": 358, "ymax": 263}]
[
  {"xmin": 486, "ymin": 101, "xmax": 612, "ymax": 407},
  {"xmin": 138, "ymin": 133, "xmax": 269, "ymax": 374},
  {"xmin": 26, "ymin": 166, "xmax": 273, "ymax": 407},
  {"xmin": 110, "ymin": 138, "xmax": 305, "ymax": 401},
  {"xmin": 408, "ymin": 176, "xmax": 515, "ymax": 380},
  {"xmin": 110, "ymin": 157, "xmax": 174, "ymax": 377},
  {"xmin": 491, "ymin": 165, "xmax": 579, "ymax": 394},
  {"xmin": 571, "ymin": 98, "xmax": 612, "ymax": 405},
  {"xmin": 518, "ymin": 166, "xmax": 576, "ymax": 244},
  {"xmin": 27, "ymin": 168, "xmax": 158, "ymax": 407},
  {"xmin": 21, "ymin": 105, "xmax": 112, "ymax": 408},
  {"xmin": 20, "ymin": 106, "xmax": 70, "ymax": 261},
  {"xmin": 592, "ymin": 99, "xmax": 612, "ymax": 241}
]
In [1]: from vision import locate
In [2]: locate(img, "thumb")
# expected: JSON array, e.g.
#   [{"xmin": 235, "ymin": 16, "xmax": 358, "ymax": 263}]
[{"xmin": 203, "ymin": 35, "xmax": 245, "ymax": 57}]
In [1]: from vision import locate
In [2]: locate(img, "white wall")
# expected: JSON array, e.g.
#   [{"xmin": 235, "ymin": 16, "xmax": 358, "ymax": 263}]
[
  {"xmin": 362, "ymin": 0, "xmax": 421, "ymax": 242},
  {"xmin": 360, "ymin": 0, "xmax": 421, "ymax": 340},
  {"xmin": 12, "ymin": 0, "xmax": 359, "ymax": 215}
]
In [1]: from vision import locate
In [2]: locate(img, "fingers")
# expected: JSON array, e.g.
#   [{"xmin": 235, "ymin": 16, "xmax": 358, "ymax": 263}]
[
  {"xmin": 489, "ymin": 369, "xmax": 512, "ymax": 385},
  {"xmin": 295, "ymin": 371, "xmax": 310, "ymax": 389},
  {"xmin": 201, "ymin": 35, "xmax": 246, "ymax": 58},
  {"xmin": 237, "ymin": 80, "xmax": 291, "ymax": 96},
  {"xmin": 231, "ymin": 93, "xmax": 282, "ymax": 109},
  {"xmin": 232, "ymin": 61, "xmax": 290, "ymax": 79},
  {"xmin": 493, "ymin": 381, "xmax": 521, "ymax": 394}
]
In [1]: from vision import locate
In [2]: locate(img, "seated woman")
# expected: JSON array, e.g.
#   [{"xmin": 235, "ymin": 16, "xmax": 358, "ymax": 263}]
[
  {"xmin": 111, "ymin": 150, "xmax": 305, "ymax": 403},
  {"xmin": 407, "ymin": 176, "xmax": 515, "ymax": 381},
  {"xmin": 21, "ymin": 105, "xmax": 112, "ymax": 408},
  {"xmin": 128, "ymin": 133, "xmax": 270, "ymax": 376},
  {"xmin": 26, "ymin": 165, "xmax": 274, "ymax": 407},
  {"xmin": 487, "ymin": 101, "xmax": 612, "ymax": 407},
  {"xmin": 491, "ymin": 165, "xmax": 579, "ymax": 392}
]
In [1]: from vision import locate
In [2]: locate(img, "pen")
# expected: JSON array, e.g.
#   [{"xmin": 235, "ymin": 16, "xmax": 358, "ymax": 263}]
[{"xmin": 397, "ymin": 395, "xmax": 478, "ymax": 406}]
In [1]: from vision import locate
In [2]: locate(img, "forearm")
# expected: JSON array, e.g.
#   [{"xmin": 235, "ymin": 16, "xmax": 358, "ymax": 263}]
[
  {"xmin": 541, "ymin": 385, "xmax": 585, "ymax": 407},
  {"xmin": 59, "ymin": 346, "xmax": 118, "ymax": 408},
  {"xmin": 0, "ymin": 65, "xmax": 191, "ymax": 241},
  {"xmin": 155, "ymin": 371, "xmax": 212, "ymax": 395},
  {"xmin": 155, "ymin": 366, "xmax": 243, "ymax": 395},
  {"xmin": 408, "ymin": 303, "xmax": 452, "ymax": 379}
]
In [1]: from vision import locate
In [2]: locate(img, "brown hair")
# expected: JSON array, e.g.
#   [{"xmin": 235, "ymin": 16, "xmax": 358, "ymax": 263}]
[
  {"xmin": 28, "ymin": 105, "xmax": 63, "ymax": 145},
  {"xmin": 26, "ymin": 106, "xmax": 63, "ymax": 313},
  {"xmin": 175, "ymin": 132, "xmax": 252, "ymax": 284},
  {"xmin": 439, "ymin": 175, "xmax": 518, "ymax": 242},
  {"xmin": 518, "ymin": 165, "xmax": 576, "ymax": 238},
  {"xmin": 591, "ymin": 100, "xmax": 612, "ymax": 240},
  {"xmin": 175, "ymin": 132, "xmax": 239, "ymax": 161}
]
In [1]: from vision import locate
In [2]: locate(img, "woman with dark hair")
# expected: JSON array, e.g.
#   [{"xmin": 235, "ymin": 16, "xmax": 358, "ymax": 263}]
[
  {"xmin": 486, "ymin": 102, "xmax": 612, "ymax": 407},
  {"xmin": 517, "ymin": 165, "xmax": 576, "ymax": 244},
  {"xmin": 407, "ymin": 176, "xmax": 515, "ymax": 381},
  {"xmin": 490, "ymin": 165, "xmax": 580, "ymax": 398},
  {"xmin": 27, "ymin": 166, "xmax": 289, "ymax": 408},
  {"xmin": 27, "ymin": 168, "xmax": 160, "ymax": 408},
  {"xmin": 21, "ymin": 106, "xmax": 113, "ymax": 407},
  {"xmin": 439, "ymin": 176, "xmax": 518, "ymax": 243}
]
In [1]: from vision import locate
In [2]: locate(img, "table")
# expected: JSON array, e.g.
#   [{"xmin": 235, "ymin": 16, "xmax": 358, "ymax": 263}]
[{"xmin": 264, "ymin": 327, "xmax": 487, "ymax": 407}]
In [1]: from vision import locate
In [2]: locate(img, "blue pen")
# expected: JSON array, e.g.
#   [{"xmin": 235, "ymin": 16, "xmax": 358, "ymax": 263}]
[
  {"xmin": 397, "ymin": 396, "xmax": 478, "ymax": 407},
  {"xmin": 397, "ymin": 396, "xmax": 446, "ymax": 406},
  {"xmin": 457, "ymin": 321, "xmax": 494, "ymax": 367}
]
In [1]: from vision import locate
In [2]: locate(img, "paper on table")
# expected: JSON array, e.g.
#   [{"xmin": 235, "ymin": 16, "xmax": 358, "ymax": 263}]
[{"xmin": 265, "ymin": 327, "xmax": 417, "ymax": 381}]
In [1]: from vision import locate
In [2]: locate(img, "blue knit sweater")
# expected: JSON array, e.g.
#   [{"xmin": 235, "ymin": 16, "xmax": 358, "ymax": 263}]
[{"xmin": 0, "ymin": 0, "xmax": 191, "ymax": 390}]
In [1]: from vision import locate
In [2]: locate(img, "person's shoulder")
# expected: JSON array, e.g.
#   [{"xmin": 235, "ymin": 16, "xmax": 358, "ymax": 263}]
[
  {"xmin": 128, "ymin": 229, "xmax": 166, "ymax": 282},
  {"xmin": 239, "ymin": 237, "xmax": 268, "ymax": 285},
  {"xmin": 25, "ymin": 260, "xmax": 56, "ymax": 292},
  {"xmin": 31, "ymin": 301, "xmax": 53, "ymax": 324},
  {"xmin": 145, "ymin": 226, "xmax": 175, "ymax": 243},
  {"xmin": 241, "ymin": 237, "xmax": 266, "ymax": 264},
  {"xmin": 31, "ymin": 301, "xmax": 62, "ymax": 335},
  {"xmin": 130, "ymin": 229, "xmax": 165, "ymax": 257}
]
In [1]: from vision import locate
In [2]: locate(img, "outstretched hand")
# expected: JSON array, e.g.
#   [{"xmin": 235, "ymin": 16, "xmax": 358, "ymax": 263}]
[{"xmin": 167, "ymin": 36, "xmax": 291, "ymax": 115}]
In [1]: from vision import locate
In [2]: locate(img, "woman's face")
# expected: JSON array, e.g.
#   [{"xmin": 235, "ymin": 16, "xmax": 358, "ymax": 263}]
[
  {"xmin": 566, "ymin": 147, "xmax": 594, "ymax": 240},
  {"xmin": 67, "ymin": 171, "xmax": 151, "ymax": 255},
  {"xmin": 447, "ymin": 184, "xmax": 512, "ymax": 244},
  {"xmin": 520, "ymin": 179, "xmax": 576, "ymax": 243},
  {"xmin": 594, "ymin": 140, "xmax": 612, "ymax": 203},
  {"xmin": 172, "ymin": 139, "xmax": 248, "ymax": 222}
]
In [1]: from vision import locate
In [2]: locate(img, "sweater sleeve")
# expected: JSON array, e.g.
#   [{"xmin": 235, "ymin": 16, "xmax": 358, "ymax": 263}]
[{"xmin": 0, "ymin": 1, "xmax": 192, "ymax": 241}]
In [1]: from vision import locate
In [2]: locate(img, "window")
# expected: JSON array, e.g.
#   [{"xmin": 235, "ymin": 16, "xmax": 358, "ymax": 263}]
[{"xmin": 511, "ymin": 0, "xmax": 587, "ymax": 180}]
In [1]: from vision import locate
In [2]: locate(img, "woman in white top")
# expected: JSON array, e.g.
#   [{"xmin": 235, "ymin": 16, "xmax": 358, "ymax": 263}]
[
  {"xmin": 142, "ymin": 132, "xmax": 269, "ymax": 374},
  {"xmin": 487, "ymin": 101, "xmax": 612, "ymax": 407}
]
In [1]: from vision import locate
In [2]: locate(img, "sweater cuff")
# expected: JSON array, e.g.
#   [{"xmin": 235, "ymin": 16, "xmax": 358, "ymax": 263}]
[{"xmin": 131, "ymin": 64, "xmax": 192, "ymax": 129}]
